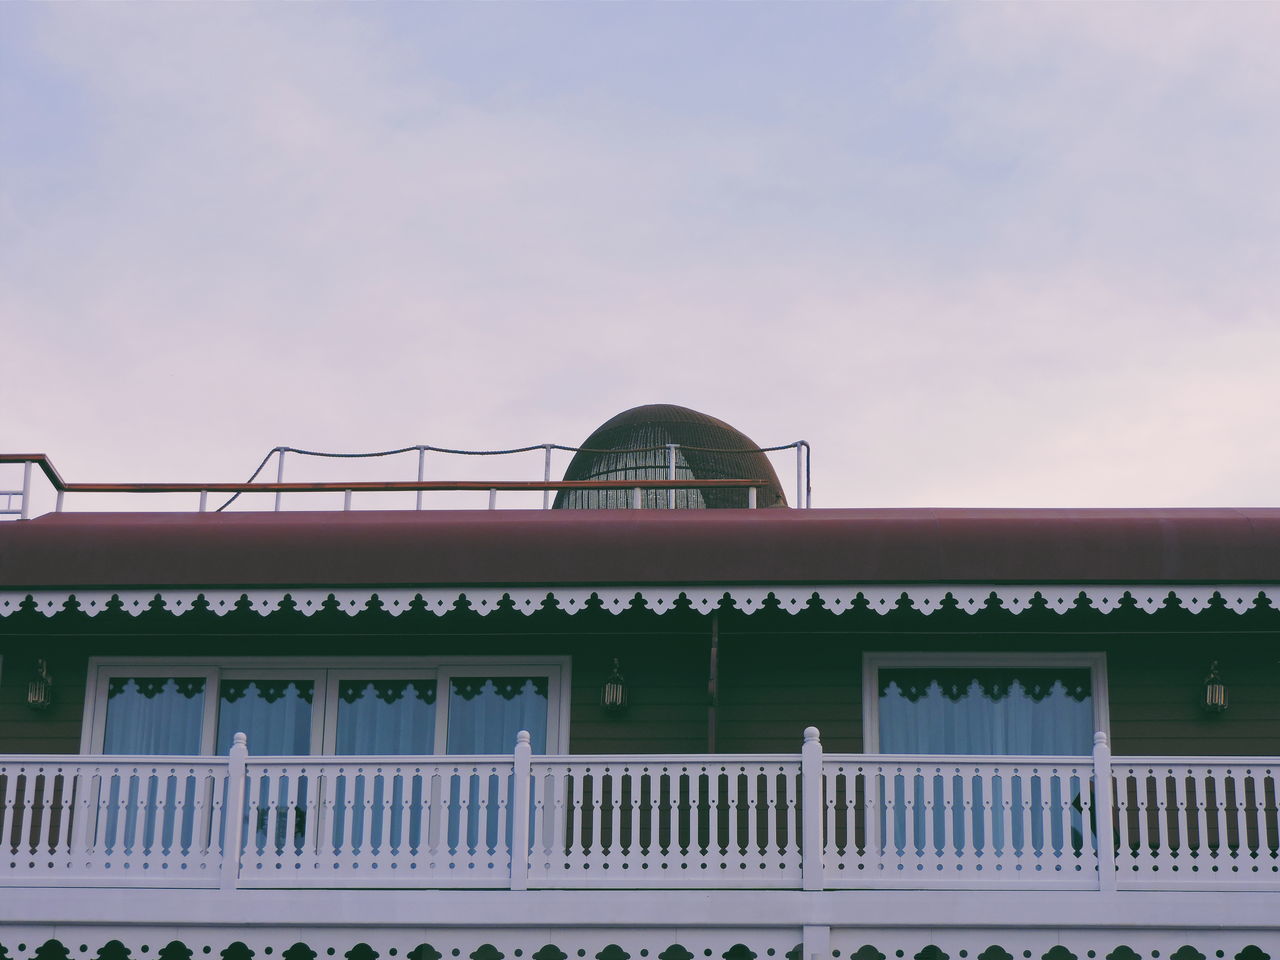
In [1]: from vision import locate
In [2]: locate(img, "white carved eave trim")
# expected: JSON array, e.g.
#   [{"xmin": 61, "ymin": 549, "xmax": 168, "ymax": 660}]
[{"xmin": 0, "ymin": 584, "xmax": 1276, "ymax": 618}]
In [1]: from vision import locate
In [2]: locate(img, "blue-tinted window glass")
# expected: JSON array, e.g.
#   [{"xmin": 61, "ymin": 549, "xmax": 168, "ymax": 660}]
[
  {"xmin": 102, "ymin": 677, "xmax": 205, "ymax": 755},
  {"xmin": 216, "ymin": 679, "xmax": 314, "ymax": 755},
  {"xmin": 446, "ymin": 677, "xmax": 549, "ymax": 754},
  {"xmin": 335, "ymin": 679, "xmax": 436, "ymax": 755},
  {"xmin": 878, "ymin": 668, "xmax": 1093, "ymax": 755}
]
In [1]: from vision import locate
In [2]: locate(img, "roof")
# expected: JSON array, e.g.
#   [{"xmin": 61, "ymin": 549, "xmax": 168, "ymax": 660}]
[
  {"xmin": 553, "ymin": 404, "xmax": 788, "ymax": 510},
  {"xmin": 2, "ymin": 507, "xmax": 1280, "ymax": 590}
]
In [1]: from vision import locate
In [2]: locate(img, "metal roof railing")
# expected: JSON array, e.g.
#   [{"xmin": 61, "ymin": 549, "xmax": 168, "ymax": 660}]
[{"xmin": 0, "ymin": 443, "xmax": 811, "ymax": 518}]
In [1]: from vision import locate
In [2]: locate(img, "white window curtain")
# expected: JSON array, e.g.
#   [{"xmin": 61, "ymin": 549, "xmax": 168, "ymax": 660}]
[
  {"xmin": 334, "ymin": 679, "xmax": 437, "ymax": 755},
  {"xmin": 446, "ymin": 677, "xmax": 549, "ymax": 754},
  {"xmin": 102, "ymin": 677, "xmax": 205, "ymax": 755},
  {"xmin": 216, "ymin": 679, "xmax": 313, "ymax": 755},
  {"xmin": 878, "ymin": 668, "xmax": 1093, "ymax": 755}
]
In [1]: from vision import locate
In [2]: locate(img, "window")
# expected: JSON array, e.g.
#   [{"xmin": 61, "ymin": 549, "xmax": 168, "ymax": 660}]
[
  {"xmin": 862, "ymin": 652, "xmax": 1108, "ymax": 755},
  {"xmin": 81, "ymin": 658, "xmax": 570, "ymax": 756}
]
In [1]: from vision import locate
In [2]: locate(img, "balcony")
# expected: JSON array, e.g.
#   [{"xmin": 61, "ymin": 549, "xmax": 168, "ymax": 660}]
[{"xmin": 2, "ymin": 731, "xmax": 1277, "ymax": 893}]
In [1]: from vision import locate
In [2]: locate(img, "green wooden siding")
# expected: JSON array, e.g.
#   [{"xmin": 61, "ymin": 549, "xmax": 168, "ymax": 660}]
[{"xmin": 2, "ymin": 618, "xmax": 1278, "ymax": 757}]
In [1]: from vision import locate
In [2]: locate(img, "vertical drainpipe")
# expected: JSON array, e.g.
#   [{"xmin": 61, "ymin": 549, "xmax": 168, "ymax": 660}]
[{"xmin": 707, "ymin": 612, "xmax": 719, "ymax": 753}]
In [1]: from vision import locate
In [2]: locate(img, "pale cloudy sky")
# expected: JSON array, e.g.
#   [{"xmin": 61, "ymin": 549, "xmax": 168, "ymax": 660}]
[{"xmin": 2, "ymin": 3, "xmax": 1278, "ymax": 514}]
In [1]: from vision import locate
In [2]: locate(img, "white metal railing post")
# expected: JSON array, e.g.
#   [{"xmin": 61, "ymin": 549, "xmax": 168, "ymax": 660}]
[
  {"xmin": 20, "ymin": 460, "xmax": 32, "ymax": 519},
  {"xmin": 632, "ymin": 486, "xmax": 642, "ymax": 510},
  {"xmin": 199, "ymin": 490, "xmax": 208, "ymax": 512},
  {"xmin": 343, "ymin": 489, "xmax": 353, "ymax": 511},
  {"xmin": 748, "ymin": 486, "xmax": 757, "ymax": 509},
  {"xmin": 55, "ymin": 489, "xmax": 64, "ymax": 512},
  {"xmin": 667, "ymin": 444, "xmax": 677, "ymax": 510},
  {"xmin": 542, "ymin": 445, "xmax": 553, "ymax": 510},
  {"xmin": 274, "ymin": 449, "xmax": 286, "ymax": 512},
  {"xmin": 489, "ymin": 488, "xmax": 497, "ymax": 509},
  {"xmin": 795, "ymin": 446, "xmax": 803, "ymax": 510},
  {"xmin": 220, "ymin": 732, "xmax": 249, "ymax": 891},
  {"xmin": 805, "ymin": 443, "xmax": 812, "ymax": 508},
  {"xmin": 510, "ymin": 730, "xmax": 532, "ymax": 890},
  {"xmin": 801, "ymin": 726, "xmax": 825, "ymax": 890},
  {"xmin": 416, "ymin": 447, "xmax": 426, "ymax": 511},
  {"xmin": 1093, "ymin": 731, "xmax": 1117, "ymax": 892}
]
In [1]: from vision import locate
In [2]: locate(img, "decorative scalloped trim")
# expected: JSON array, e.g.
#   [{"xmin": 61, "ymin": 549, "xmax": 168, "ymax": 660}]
[
  {"xmin": 0, "ymin": 585, "xmax": 1276, "ymax": 619},
  {"xmin": 0, "ymin": 931, "xmax": 1272, "ymax": 960}
]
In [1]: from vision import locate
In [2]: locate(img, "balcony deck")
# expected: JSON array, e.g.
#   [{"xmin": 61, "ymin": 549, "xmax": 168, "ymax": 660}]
[{"xmin": 3, "ymin": 733, "xmax": 1277, "ymax": 893}]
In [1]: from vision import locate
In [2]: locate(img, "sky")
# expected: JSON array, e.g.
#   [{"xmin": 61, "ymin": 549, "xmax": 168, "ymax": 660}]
[{"xmin": 2, "ymin": 3, "xmax": 1278, "ymax": 514}]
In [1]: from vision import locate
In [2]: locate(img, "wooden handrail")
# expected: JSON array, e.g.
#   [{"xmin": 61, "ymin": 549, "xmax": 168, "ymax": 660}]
[{"xmin": 0, "ymin": 454, "xmax": 65, "ymax": 489}]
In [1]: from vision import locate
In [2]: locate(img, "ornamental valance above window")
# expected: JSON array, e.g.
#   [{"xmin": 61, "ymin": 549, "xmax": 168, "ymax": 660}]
[
  {"xmin": 339, "ymin": 680, "xmax": 436, "ymax": 705},
  {"xmin": 107, "ymin": 677, "xmax": 206, "ymax": 700},
  {"xmin": 451, "ymin": 677, "xmax": 549, "ymax": 701},
  {"xmin": 222, "ymin": 679, "xmax": 315, "ymax": 704},
  {"xmin": 878, "ymin": 668, "xmax": 1092, "ymax": 703}
]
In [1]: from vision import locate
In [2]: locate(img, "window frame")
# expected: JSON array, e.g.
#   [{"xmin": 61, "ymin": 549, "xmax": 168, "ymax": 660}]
[
  {"xmin": 81, "ymin": 656, "xmax": 571, "ymax": 756},
  {"xmin": 861, "ymin": 651, "xmax": 1109, "ymax": 754}
]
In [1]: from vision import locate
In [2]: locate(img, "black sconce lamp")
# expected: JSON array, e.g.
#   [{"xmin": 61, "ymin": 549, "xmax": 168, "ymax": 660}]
[
  {"xmin": 601, "ymin": 658, "xmax": 628, "ymax": 715},
  {"xmin": 1202, "ymin": 661, "xmax": 1227, "ymax": 714},
  {"xmin": 27, "ymin": 658, "xmax": 54, "ymax": 711}
]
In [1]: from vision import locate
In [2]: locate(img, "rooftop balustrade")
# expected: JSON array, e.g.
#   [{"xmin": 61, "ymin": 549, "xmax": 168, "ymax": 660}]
[
  {"xmin": 2, "ymin": 731, "xmax": 1276, "ymax": 892},
  {"xmin": 0, "ymin": 442, "xmax": 812, "ymax": 518}
]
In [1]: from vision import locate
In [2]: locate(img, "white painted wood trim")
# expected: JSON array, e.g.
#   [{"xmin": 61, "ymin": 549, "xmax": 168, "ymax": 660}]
[
  {"xmin": 862, "ymin": 650, "xmax": 1110, "ymax": 753},
  {"xmin": 3, "ymin": 886, "xmax": 1280, "ymax": 934},
  {"xmin": 5, "ymin": 584, "xmax": 1277, "ymax": 618}
]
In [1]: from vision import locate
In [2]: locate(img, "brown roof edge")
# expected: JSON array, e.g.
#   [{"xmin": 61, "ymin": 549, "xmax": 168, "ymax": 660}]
[{"xmin": 1, "ymin": 508, "xmax": 1279, "ymax": 589}]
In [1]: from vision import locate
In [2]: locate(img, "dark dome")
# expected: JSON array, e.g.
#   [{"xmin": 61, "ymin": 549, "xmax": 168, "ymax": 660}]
[{"xmin": 553, "ymin": 404, "xmax": 787, "ymax": 510}]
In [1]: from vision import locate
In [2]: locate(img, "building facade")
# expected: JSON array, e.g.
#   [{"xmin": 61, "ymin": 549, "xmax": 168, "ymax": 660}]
[{"xmin": 2, "ymin": 421, "xmax": 1279, "ymax": 960}]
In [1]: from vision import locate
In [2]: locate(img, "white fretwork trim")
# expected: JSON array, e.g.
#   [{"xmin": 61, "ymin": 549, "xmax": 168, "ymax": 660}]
[
  {"xmin": 4, "ymin": 889, "xmax": 1280, "ymax": 953},
  {"xmin": 1, "ymin": 926, "xmax": 1277, "ymax": 960},
  {"xmin": 0, "ymin": 585, "xmax": 1276, "ymax": 619},
  {"xmin": 3, "ymin": 886, "xmax": 1280, "ymax": 959}
]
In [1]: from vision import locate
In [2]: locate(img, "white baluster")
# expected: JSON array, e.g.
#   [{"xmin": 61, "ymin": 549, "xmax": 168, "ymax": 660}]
[
  {"xmin": 666, "ymin": 765, "xmax": 682, "ymax": 863},
  {"xmin": 606, "ymin": 764, "xmax": 623, "ymax": 864},
  {"xmin": 1112, "ymin": 763, "xmax": 1133, "ymax": 877},
  {"xmin": 1191, "ymin": 765, "xmax": 1211, "ymax": 873},
  {"xmin": 1153, "ymin": 765, "xmax": 1173, "ymax": 871},
  {"xmin": 69, "ymin": 773, "xmax": 97, "ymax": 870},
  {"xmin": 936, "ymin": 768, "xmax": 957, "ymax": 870},
  {"xmin": 1171, "ymin": 763, "xmax": 1190, "ymax": 872},
  {"xmin": 626, "ymin": 765, "xmax": 642, "ymax": 862}
]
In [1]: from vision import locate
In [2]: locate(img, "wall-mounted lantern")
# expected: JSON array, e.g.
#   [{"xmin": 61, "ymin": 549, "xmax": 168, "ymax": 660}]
[
  {"xmin": 27, "ymin": 658, "xmax": 54, "ymax": 711},
  {"xmin": 601, "ymin": 658, "xmax": 628, "ymax": 715},
  {"xmin": 1202, "ymin": 661, "xmax": 1228, "ymax": 714}
]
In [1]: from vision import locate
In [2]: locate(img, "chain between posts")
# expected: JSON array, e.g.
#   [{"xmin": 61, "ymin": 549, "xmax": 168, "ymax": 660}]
[{"xmin": 0, "ymin": 448, "xmax": 812, "ymax": 514}]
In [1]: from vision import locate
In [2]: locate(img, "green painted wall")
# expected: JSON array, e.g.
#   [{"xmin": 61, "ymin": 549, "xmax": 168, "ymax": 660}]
[{"xmin": 2, "ymin": 611, "xmax": 1278, "ymax": 757}]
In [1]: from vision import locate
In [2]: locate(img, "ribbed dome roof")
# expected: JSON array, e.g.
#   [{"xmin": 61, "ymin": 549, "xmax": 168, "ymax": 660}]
[{"xmin": 553, "ymin": 404, "xmax": 787, "ymax": 510}]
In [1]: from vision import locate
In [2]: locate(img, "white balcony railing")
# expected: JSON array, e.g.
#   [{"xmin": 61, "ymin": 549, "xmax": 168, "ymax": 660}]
[{"xmin": 2, "ymin": 731, "xmax": 1277, "ymax": 891}]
